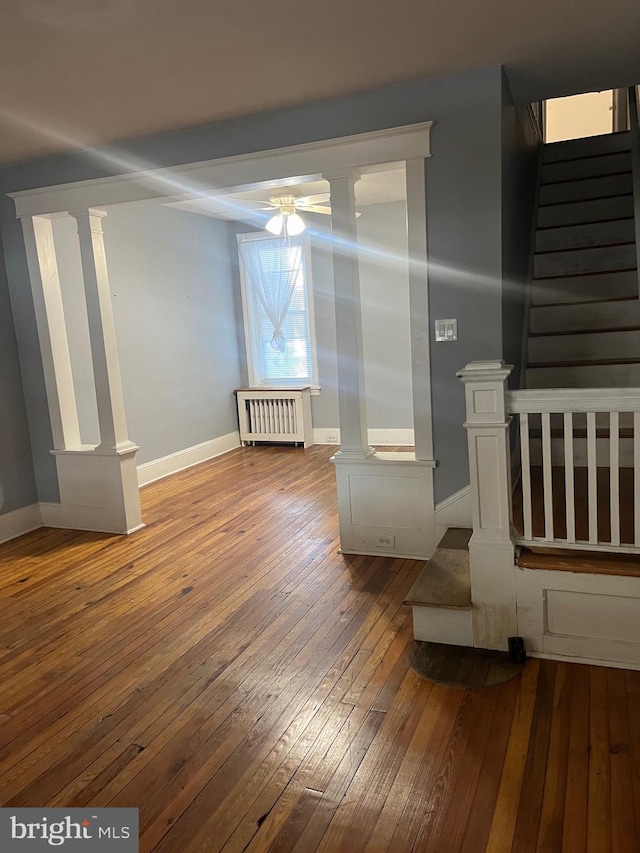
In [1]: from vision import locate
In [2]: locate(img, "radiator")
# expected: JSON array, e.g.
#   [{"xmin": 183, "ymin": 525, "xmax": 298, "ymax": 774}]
[{"xmin": 235, "ymin": 388, "xmax": 314, "ymax": 447}]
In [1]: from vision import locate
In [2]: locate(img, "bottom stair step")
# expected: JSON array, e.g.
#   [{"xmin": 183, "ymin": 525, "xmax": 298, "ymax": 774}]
[{"xmin": 405, "ymin": 527, "xmax": 473, "ymax": 646}]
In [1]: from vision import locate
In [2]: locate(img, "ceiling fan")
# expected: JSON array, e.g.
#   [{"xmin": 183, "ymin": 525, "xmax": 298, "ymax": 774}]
[
  {"xmin": 232, "ymin": 191, "xmax": 359, "ymax": 236},
  {"xmin": 254, "ymin": 193, "xmax": 330, "ymax": 236}
]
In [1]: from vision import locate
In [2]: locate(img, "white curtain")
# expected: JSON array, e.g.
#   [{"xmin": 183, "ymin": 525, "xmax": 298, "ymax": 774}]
[{"xmin": 240, "ymin": 236, "xmax": 304, "ymax": 352}]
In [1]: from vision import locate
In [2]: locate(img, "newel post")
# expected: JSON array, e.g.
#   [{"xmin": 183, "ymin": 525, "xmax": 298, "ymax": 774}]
[{"xmin": 457, "ymin": 360, "xmax": 517, "ymax": 650}]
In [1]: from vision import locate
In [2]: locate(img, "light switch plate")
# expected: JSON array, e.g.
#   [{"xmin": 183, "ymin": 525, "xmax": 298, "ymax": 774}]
[{"xmin": 435, "ymin": 318, "xmax": 458, "ymax": 341}]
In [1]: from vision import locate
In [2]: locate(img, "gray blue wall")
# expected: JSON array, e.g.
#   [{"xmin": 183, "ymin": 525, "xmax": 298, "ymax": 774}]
[
  {"xmin": 0, "ymin": 64, "xmax": 532, "ymax": 511},
  {"xmin": 501, "ymin": 72, "xmax": 541, "ymax": 387},
  {"xmin": 0, "ymin": 239, "xmax": 36, "ymax": 514},
  {"xmin": 53, "ymin": 205, "xmax": 241, "ymax": 466}
]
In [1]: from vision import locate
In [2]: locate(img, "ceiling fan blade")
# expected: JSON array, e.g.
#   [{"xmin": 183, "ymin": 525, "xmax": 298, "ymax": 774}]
[
  {"xmin": 299, "ymin": 204, "xmax": 333, "ymax": 215},
  {"xmin": 296, "ymin": 193, "xmax": 330, "ymax": 206}
]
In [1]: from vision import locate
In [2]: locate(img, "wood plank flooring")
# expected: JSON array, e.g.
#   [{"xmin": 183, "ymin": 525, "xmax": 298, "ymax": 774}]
[{"xmin": 1, "ymin": 444, "xmax": 639, "ymax": 851}]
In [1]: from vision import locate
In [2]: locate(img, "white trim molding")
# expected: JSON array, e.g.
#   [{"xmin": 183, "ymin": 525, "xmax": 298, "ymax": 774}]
[
  {"xmin": 313, "ymin": 428, "xmax": 415, "ymax": 446},
  {"xmin": 137, "ymin": 432, "xmax": 241, "ymax": 487},
  {"xmin": 434, "ymin": 485, "xmax": 472, "ymax": 544},
  {"xmin": 0, "ymin": 504, "xmax": 42, "ymax": 544},
  {"xmin": 9, "ymin": 122, "xmax": 433, "ymax": 218}
]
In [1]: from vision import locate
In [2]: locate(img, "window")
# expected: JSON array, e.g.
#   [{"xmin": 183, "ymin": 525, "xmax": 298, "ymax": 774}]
[{"xmin": 238, "ymin": 231, "xmax": 318, "ymax": 388}]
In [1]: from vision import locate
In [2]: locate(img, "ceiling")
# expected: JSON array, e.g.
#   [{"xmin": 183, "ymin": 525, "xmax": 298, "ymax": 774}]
[{"xmin": 1, "ymin": 0, "xmax": 639, "ymax": 165}]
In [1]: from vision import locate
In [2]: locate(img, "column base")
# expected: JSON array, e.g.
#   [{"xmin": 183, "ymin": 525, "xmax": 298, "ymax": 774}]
[
  {"xmin": 49, "ymin": 444, "xmax": 143, "ymax": 534},
  {"xmin": 332, "ymin": 452, "xmax": 437, "ymax": 559}
]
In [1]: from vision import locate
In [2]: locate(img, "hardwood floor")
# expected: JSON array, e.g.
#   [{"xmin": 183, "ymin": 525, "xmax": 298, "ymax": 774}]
[{"xmin": 1, "ymin": 444, "xmax": 639, "ymax": 851}]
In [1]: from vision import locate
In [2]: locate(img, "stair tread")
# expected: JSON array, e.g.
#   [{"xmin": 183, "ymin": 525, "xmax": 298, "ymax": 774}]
[
  {"xmin": 528, "ymin": 357, "xmax": 640, "ymax": 368},
  {"xmin": 517, "ymin": 547, "xmax": 640, "ymax": 576},
  {"xmin": 530, "ymin": 326, "xmax": 640, "ymax": 337},
  {"xmin": 405, "ymin": 528, "xmax": 472, "ymax": 610},
  {"xmin": 541, "ymin": 169, "xmax": 632, "ymax": 187}
]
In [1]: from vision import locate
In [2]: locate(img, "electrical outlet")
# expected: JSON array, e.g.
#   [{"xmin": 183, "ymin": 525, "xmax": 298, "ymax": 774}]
[
  {"xmin": 327, "ymin": 433, "xmax": 339, "ymax": 443},
  {"xmin": 376, "ymin": 534, "xmax": 395, "ymax": 548}
]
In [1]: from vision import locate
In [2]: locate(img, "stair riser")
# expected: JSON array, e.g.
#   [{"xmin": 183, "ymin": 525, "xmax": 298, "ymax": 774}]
[
  {"xmin": 535, "ymin": 219, "xmax": 635, "ymax": 253},
  {"xmin": 543, "ymin": 131, "xmax": 631, "ymax": 163},
  {"xmin": 539, "ymin": 173, "xmax": 632, "ymax": 206},
  {"xmin": 537, "ymin": 195, "xmax": 634, "ymax": 228},
  {"xmin": 542, "ymin": 152, "xmax": 631, "ymax": 183},
  {"xmin": 526, "ymin": 363, "xmax": 640, "ymax": 388},
  {"xmin": 529, "ymin": 329, "xmax": 640, "ymax": 364},
  {"xmin": 411, "ymin": 606, "xmax": 473, "ymax": 646},
  {"xmin": 530, "ymin": 299, "xmax": 640, "ymax": 334},
  {"xmin": 534, "ymin": 244, "xmax": 636, "ymax": 278},
  {"xmin": 531, "ymin": 270, "xmax": 638, "ymax": 304}
]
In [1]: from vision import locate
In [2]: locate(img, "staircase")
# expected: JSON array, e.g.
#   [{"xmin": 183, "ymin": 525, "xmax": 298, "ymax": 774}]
[
  {"xmin": 527, "ymin": 131, "xmax": 639, "ymax": 388},
  {"xmin": 408, "ymin": 126, "xmax": 640, "ymax": 662}
]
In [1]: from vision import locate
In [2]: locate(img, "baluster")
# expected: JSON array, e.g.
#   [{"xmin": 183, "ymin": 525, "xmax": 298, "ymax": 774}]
[
  {"xmin": 587, "ymin": 411, "xmax": 598, "ymax": 544},
  {"xmin": 520, "ymin": 413, "xmax": 532, "ymax": 540},
  {"xmin": 564, "ymin": 412, "xmax": 576, "ymax": 543},
  {"xmin": 542, "ymin": 412, "xmax": 554, "ymax": 541},
  {"xmin": 610, "ymin": 411, "xmax": 620, "ymax": 547}
]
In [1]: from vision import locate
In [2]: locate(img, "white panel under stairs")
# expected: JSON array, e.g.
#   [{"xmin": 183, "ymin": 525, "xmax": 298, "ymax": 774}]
[{"xmin": 405, "ymin": 528, "xmax": 473, "ymax": 646}]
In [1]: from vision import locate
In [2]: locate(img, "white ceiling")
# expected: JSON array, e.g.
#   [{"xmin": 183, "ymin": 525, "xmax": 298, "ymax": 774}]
[{"xmin": 1, "ymin": 0, "xmax": 639, "ymax": 164}]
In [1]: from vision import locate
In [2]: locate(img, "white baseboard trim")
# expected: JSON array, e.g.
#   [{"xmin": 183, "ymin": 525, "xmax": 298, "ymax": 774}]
[
  {"xmin": 137, "ymin": 431, "xmax": 241, "ymax": 487},
  {"xmin": 313, "ymin": 428, "xmax": 415, "ymax": 446},
  {"xmin": 434, "ymin": 485, "xmax": 472, "ymax": 543},
  {"xmin": 0, "ymin": 504, "xmax": 42, "ymax": 545}
]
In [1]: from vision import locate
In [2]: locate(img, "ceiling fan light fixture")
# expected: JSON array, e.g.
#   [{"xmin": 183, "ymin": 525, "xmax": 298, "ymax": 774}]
[
  {"xmin": 265, "ymin": 213, "xmax": 284, "ymax": 235},
  {"xmin": 285, "ymin": 212, "xmax": 305, "ymax": 236}
]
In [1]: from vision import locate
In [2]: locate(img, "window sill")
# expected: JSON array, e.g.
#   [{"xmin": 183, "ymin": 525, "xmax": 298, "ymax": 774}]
[{"xmin": 245, "ymin": 384, "xmax": 321, "ymax": 396}]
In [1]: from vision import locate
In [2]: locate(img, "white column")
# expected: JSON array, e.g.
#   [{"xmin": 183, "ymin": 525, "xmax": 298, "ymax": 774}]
[
  {"xmin": 324, "ymin": 169, "xmax": 373, "ymax": 460},
  {"xmin": 21, "ymin": 215, "xmax": 81, "ymax": 450},
  {"xmin": 457, "ymin": 360, "xmax": 517, "ymax": 650},
  {"xmin": 71, "ymin": 208, "xmax": 134, "ymax": 453},
  {"xmin": 406, "ymin": 158, "xmax": 433, "ymax": 462}
]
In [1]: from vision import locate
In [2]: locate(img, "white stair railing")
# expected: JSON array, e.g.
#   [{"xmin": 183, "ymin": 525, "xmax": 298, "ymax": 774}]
[{"xmin": 507, "ymin": 388, "xmax": 640, "ymax": 554}]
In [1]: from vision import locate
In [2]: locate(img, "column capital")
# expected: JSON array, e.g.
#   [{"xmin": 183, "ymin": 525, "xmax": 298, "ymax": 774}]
[
  {"xmin": 69, "ymin": 208, "xmax": 108, "ymax": 231},
  {"xmin": 456, "ymin": 360, "xmax": 513, "ymax": 384},
  {"xmin": 322, "ymin": 168, "xmax": 362, "ymax": 185}
]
